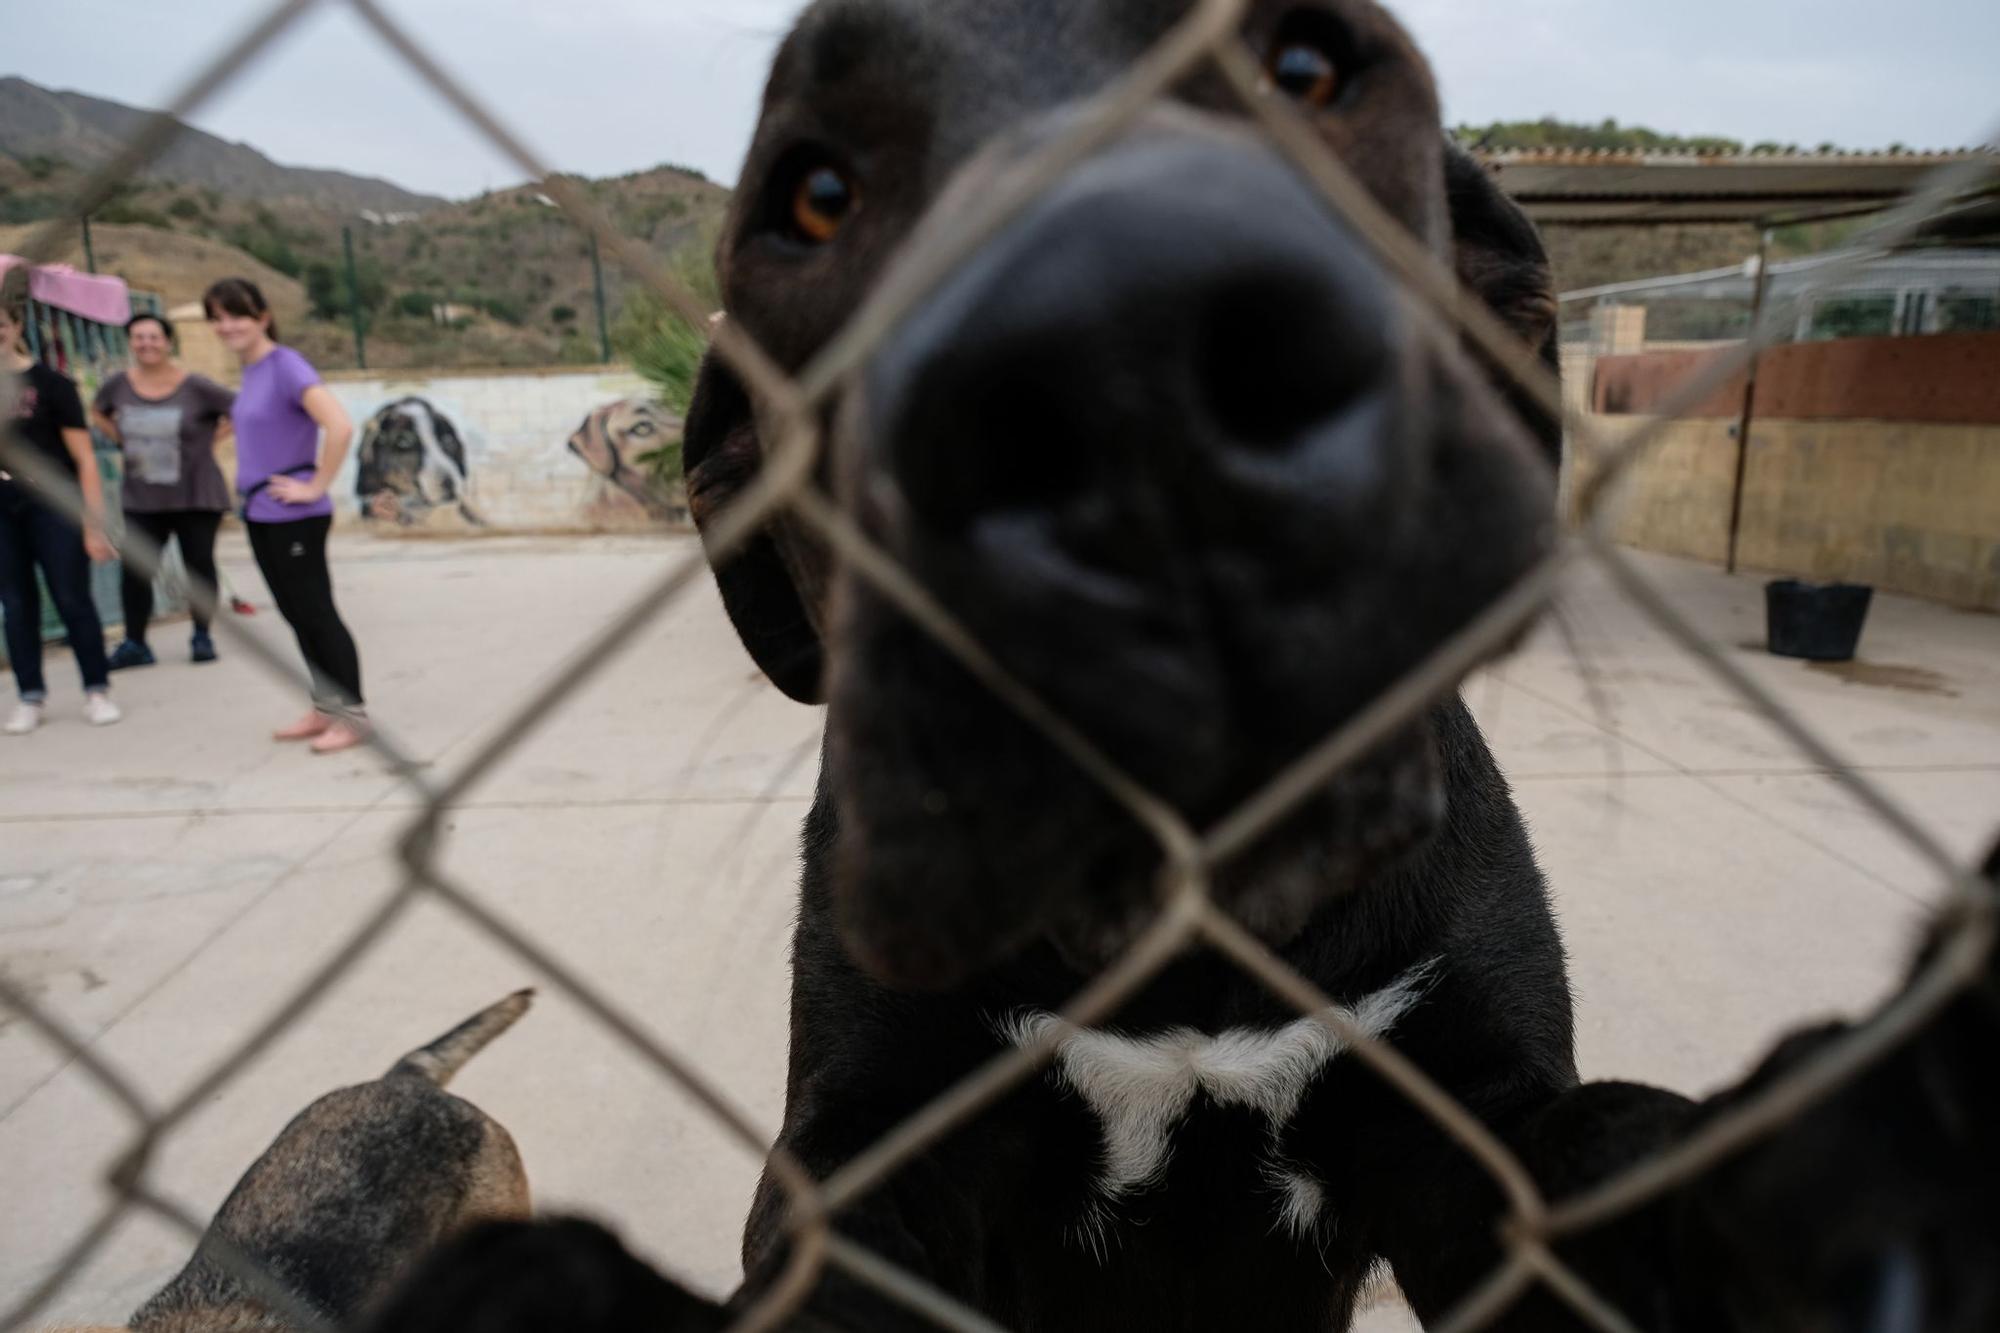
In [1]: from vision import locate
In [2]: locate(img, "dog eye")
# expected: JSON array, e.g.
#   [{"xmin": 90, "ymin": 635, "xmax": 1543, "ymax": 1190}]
[
  {"xmin": 1265, "ymin": 12, "xmax": 1350, "ymax": 108},
  {"xmin": 788, "ymin": 163, "xmax": 859, "ymax": 245}
]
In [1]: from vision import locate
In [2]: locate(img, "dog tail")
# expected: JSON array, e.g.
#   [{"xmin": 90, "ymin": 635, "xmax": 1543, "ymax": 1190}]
[{"xmin": 388, "ymin": 989, "xmax": 534, "ymax": 1087}]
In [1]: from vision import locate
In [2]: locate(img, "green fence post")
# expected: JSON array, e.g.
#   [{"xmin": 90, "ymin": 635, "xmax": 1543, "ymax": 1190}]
[
  {"xmin": 342, "ymin": 225, "xmax": 369, "ymax": 370},
  {"xmin": 589, "ymin": 231, "xmax": 611, "ymax": 364}
]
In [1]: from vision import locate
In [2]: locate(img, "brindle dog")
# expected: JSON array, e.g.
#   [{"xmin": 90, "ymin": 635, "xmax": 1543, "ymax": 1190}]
[{"xmin": 108, "ymin": 992, "xmax": 533, "ymax": 1333}]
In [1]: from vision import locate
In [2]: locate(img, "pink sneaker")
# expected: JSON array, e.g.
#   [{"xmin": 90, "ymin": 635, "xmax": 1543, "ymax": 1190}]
[
  {"xmin": 309, "ymin": 719, "xmax": 370, "ymax": 755},
  {"xmin": 274, "ymin": 711, "xmax": 334, "ymax": 742}
]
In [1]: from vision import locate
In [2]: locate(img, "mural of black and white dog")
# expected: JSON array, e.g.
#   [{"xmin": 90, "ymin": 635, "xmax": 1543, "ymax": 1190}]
[{"xmin": 355, "ymin": 396, "xmax": 483, "ymax": 526}]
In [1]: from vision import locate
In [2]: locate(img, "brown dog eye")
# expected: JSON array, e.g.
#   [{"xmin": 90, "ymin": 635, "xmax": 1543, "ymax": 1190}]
[
  {"xmin": 791, "ymin": 166, "xmax": 857, "ymax": 244},
  {"xmin": 1269, "ymin": 41, "xmax": 1339, "ymax": 107}
]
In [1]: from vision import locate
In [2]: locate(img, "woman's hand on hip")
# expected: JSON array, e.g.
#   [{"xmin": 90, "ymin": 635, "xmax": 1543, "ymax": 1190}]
[
  {"xmin": 267, "ymin": 475, "xmax": 327, "ymax": 505},
  {"xmin": 84, "ymin": 531, "xmax": 115, "ymax": 563}
]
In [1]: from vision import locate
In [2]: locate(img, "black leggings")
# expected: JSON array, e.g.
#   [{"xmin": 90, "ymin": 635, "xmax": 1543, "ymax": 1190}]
[
  {"xmin": 120, "ymin": 509, "xmax": 223, "ymax": 643},
  {"xmin": 246, "ymin": 515, "xmax": 364, "ymax": 715}
]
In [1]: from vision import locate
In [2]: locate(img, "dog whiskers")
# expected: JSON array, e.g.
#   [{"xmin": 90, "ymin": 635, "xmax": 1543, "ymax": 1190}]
[
  {"xmin": 1549, "ymin": 591, "xmax": 1629, "ymax": 823},
  {"xmin": 1067, "ymin": 1198, "xmax": 1121, "ymax": 1266}
]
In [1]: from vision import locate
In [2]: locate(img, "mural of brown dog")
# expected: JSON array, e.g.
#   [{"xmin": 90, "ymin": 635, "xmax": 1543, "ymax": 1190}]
[{"xmin": 566, "ymin": 398, "xmax": 685, "ymax": 523}]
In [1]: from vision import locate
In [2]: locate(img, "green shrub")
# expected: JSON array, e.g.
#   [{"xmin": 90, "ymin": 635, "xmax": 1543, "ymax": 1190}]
[
  {"xmin": 304, "ymin": 261, "xmax": 385, "ymax": 321},
  {"xmin": 1452, "ymin": 117, "xmax": 1750, "ymax": 156},
  {"xmin": 97, "ymin": 200, "xmax": 172, "ymax": 228},
  {"xmin": 228, "ymin": 223, "xmax": 304, "ymax": 278},
  {"xmin": 478, "ymin": 295, "xmax": 526, "ymax": 325},
  {"xmin": 609, "ymin": 231, "xmax": 720, "ymax": 417},
  {"xmin": 617, "ymin": 299, "xmax": 705, "ymax": 416},
  {"xmin": 0, "ymin": 193, "xmax": 62, "ymax": 224},
  {"xmin": 304, "ymin": 263, "xmax": 344, "ymax": 321}
]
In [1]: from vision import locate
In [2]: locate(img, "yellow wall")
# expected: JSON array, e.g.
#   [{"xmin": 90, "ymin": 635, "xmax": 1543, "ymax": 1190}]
[{"xmin": 1570, "ymin": 415, "xmax": 2000, "ymax": 611}]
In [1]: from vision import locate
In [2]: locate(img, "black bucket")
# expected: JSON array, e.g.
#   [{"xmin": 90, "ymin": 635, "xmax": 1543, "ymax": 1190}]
[{"xmin": 1766, "ymin": 580, "xmax": 1874, "ymax": 662}]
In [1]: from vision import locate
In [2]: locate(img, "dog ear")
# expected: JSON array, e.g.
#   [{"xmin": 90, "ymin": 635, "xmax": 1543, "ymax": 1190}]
[
  {"xmin": 356, "ymin": 427, "xmax": 385, "ymax": 516},
  {"xmin": 1442, "ymin": 143, "xmax": 1562, "ymax": 461},
  {"xmin": 683, "ymin": 351, "xmax": 827, "ymax": 704},
  {"xmin": 433, "ymin": 404, "xmax": 470, "ymax": 477}
]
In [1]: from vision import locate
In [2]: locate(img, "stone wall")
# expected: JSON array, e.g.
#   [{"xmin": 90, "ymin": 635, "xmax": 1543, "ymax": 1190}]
[
  {"xmin": 1572, "ymin": 416, "xmax": 2000, "ymax": 611},
  {"xmin": 1571, "ymin": 332, "xmax": 2000, "ymax": 610}
]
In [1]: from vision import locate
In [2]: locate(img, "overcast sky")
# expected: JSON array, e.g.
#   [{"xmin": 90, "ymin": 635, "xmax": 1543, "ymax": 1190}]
[{"xmin": 12, "ymin": 0, "xmax": 1998, "ymax": 200}]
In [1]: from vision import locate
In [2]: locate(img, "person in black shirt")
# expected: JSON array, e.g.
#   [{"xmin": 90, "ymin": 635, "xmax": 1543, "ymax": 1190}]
[{"xmin": 0, "ymin": 293, "xmax": 121, "ymax": 734}]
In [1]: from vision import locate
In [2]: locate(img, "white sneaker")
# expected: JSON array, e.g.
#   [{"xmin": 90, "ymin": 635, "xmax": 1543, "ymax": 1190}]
[
  {"xmin": 84, "ymin": 692, "xmax": 122, "ymax": 727},
  {"xmin": 3, "ymin": 701, "xmax": 43, "ymax": 735}
]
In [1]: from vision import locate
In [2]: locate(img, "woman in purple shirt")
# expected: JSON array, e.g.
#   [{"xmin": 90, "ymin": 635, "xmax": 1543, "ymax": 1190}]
[{"xmin": 202, "ymin": 278, "xmax": 368, "ymax": 755}]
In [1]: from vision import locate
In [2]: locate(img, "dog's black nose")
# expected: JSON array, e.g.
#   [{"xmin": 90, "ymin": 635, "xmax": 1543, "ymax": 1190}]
[{"xmin": 864, "ymin": 131, "xmax": 1410, "ymax": 547}]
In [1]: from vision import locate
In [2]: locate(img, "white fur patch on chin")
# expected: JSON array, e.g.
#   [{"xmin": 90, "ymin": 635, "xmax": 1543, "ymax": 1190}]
[{"xmin": 999, "ymin": 960, "xmax": 1438, "ymax": 1249}]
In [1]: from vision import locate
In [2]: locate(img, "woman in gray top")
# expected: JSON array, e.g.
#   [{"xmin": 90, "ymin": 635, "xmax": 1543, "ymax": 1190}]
[{"xmin": 92, "ymin": 312, "xmax": 236, "ymax": 666}]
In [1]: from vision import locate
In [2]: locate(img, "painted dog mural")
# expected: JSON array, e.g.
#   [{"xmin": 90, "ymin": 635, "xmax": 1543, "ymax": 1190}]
[
  {"xmin": 354, "ymin": 396, "xmax": 483, "ymax": 527},
  {"xmin": 566, "ymin": 397, "xmax": 685, "ymax": 524}
]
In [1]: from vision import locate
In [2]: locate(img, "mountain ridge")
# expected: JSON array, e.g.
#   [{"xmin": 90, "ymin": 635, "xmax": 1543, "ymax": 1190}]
[{"xmin": 0, "ymin": 75, "xmax": 444, "ymax": 214}]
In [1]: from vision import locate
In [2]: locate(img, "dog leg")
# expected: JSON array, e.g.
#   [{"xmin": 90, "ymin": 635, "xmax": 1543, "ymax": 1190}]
[{"xmin": 733, "ymin": 1132, "xmax": 971, "ymax": 1333}]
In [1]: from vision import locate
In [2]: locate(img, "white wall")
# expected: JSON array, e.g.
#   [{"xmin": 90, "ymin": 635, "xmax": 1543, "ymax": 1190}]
[{"xmin": 321, "ymin": 366, "xmax": 675, "ymax": 531}]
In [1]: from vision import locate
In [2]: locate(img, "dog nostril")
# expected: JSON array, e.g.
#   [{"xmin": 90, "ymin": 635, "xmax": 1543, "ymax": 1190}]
[
  {"xmin": 1192, "ymin": 272, "xmax": 1385, "ymax": 451},
  {"xmin": 872, "ymin": 140, "xmax": 1403, "ymax": 541},
  {"xmin": 886, "ymin": 337, "xmax": 1099, "ymax": 536}
]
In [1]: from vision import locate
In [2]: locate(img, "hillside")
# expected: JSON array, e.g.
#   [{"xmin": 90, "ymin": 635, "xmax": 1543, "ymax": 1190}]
[
  {"xmin": 337, "ymin": 167, "xmax": 730, "ymax": 366},
  {"xmin": 4, "ymin": 94, "xmax": 1882, "ymax": 367},
  {"xmin": 3, "ymin": 154, "xmax": 726, "ymax": 370},
  {"xmin": 0, "ymin": 76, "xmax": 733, "ymax": 369},
  {"xmin": 0, "ymin": 220, "xmax": 307, "ymax": 321},
  {"xmin": 0, "ymin": 76, "xmax": 441, "ymax": 215}
]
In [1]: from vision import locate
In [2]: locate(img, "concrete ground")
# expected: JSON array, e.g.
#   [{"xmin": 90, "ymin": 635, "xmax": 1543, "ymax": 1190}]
[{"xmin": 2, "ymin": 529, "xmax": 1996, "ymax": 1329}]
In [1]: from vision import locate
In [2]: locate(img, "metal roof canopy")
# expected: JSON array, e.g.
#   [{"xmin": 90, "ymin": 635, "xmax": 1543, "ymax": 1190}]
[
  {"xmin": 1561, "ymin": 246, "xmax": 2000, "ymax": 305},
  {"xmin": 1481, "ymin": 150, "xmax": 1998, "ymax": 226}
]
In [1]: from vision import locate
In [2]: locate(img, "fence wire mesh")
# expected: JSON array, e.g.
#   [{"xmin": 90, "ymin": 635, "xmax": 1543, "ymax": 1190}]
[{"xmin": 2, "ymin": 1, "xmax": 1997, "ymax": 1331}]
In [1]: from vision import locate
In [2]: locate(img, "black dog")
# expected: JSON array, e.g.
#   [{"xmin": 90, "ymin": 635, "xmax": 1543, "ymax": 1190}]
[
  {"xmin": 378, "ymin": 863, "xmax": 2000, "ymax": 1333},
  {"xmin": 375, "ymin": 850, "xmax": 2000, "ymax": 1333},
  {"xmin": 382, "ymin": 0, "xmax": 1594, "ymax": 1328},
  {"xmin": 1493, "ymin": 837, "xmax": 2000, "ymax": 1333},
  {"xmin": 684, "ymin": 0, "xmax": 1568, "ymax": 1327}
]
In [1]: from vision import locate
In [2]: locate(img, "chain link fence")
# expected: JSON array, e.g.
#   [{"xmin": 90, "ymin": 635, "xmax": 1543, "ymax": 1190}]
[{"xmin": 3, "ymin": 1, "xmax": 1997, "ymax": 1330}]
